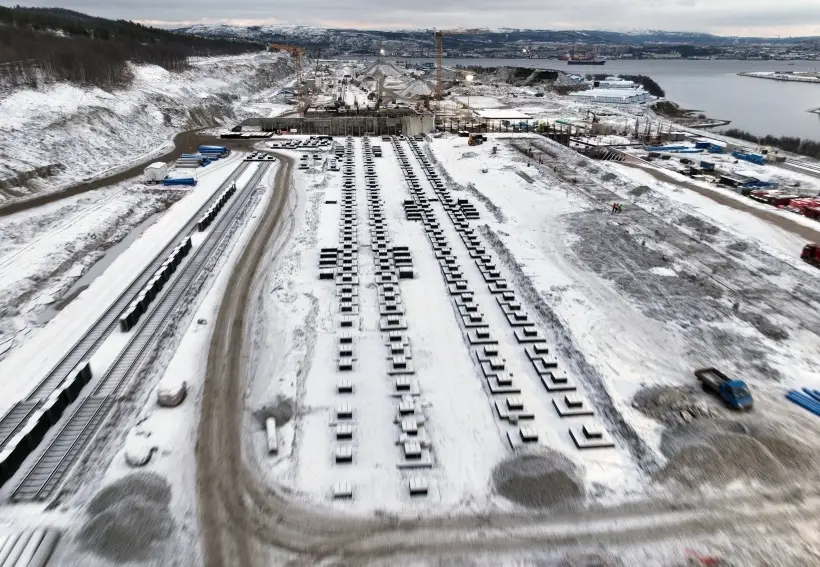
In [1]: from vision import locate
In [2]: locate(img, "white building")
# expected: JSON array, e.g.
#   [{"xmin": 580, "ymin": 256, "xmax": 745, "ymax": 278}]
[
  {"xmin": 143, "ymin": 162, "xmax": 168, "ymax": 183},
  {"xmin": 597, "ymin": 78, "xmax": 639, "ymax": 89},
  {"xmin": 569, "ymin": 88, "xmax": 650, "ymax": 104}
]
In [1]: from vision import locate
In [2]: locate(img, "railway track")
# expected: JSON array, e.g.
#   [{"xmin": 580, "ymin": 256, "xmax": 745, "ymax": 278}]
[
  {"xmin": 0, "ymin": 160, "xmax": 252, "ymax": 461},
  {"xmin": 9, "ymin": 162, "xmax": 272, "ymax": 502}
]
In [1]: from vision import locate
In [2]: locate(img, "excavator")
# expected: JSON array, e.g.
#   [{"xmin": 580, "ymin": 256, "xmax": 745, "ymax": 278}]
[{"xmin": 801, "ymin": 243, "xmax": 820, "ymax": 267}]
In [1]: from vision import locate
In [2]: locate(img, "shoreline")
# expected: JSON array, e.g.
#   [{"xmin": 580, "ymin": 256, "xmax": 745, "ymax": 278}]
[{"xmin": 738, "ymin": 71, "xmax": 820, "ymax": 84}]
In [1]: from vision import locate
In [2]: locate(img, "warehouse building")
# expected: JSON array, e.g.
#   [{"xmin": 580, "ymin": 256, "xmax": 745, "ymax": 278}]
[{"xmin": 569, "ymin": 88, "xmax": 650, "ymax": 104}]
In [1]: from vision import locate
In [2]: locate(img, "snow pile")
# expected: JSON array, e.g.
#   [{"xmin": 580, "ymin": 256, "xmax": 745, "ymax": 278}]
[
  {"xmin": 125, "ymin": 436, "xmax": 156, "ymax": 467},
  {"xmin": 0, "ymin": 52, "xmax": 292, "ymax": 201},
  {"xmin": 156, "ymin": 380, "xmax": 187, "ymax": 408}
]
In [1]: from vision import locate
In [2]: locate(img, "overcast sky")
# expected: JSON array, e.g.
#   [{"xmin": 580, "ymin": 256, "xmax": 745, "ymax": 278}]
[{"xmin": 34, "ymin": 0, "xmax": 820, "ymax": 37}]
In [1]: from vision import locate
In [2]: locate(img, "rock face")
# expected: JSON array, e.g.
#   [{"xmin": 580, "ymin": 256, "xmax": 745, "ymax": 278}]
[{"xmin": 157, "ymin": 381, "xmax": 187, "ymax": 407}]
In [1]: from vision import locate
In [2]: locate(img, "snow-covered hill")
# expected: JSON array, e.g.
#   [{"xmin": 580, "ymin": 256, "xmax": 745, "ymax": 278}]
[{"xmin": 0, "ymin": 52, "xmax": 292, "ymax": 202}]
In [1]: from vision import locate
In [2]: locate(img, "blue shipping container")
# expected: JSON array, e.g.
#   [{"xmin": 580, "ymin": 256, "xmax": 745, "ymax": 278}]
[{"xmin": 163, "ymin": 177, "xmax": 198, "ymax": 186}]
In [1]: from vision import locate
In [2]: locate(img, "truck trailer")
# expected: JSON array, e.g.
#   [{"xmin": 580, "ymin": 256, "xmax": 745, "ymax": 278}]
[
  {"xmin": 801, "ymin": 243, "xmax": 820, "ymax": 267},
  {"xmin": 143, "ymin": 162, "xmax": 168, "ymax": 183}
]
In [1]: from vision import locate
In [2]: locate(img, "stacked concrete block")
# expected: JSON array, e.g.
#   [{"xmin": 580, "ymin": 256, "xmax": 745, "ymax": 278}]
[{"xmin": 400, "ymin": 139, "xmax": 619, "ymax": 454}]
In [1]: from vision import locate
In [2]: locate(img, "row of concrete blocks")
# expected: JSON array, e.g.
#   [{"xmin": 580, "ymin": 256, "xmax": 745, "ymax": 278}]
[
  {"xmin": 390, "ymin": 139, "xmax": 567, "ymax": 453},
  {"xmin": 363, "ymin": 137, "xmax": 430, "ymax": 475},
  {"xmin": 361, "ymin": 137, "xmax": 418, "ymax": 379},
  {"xmin": 399, "ymin": 140, "xmax": 609, "ymax": 446},
  {"xmin": 119, "ymin": 237, "xmax": 192, "ymax": 332},
  {"xmin": 330, "ymin": 140, "xmax": 430, "ymax": 499},
  {"xmin": 402, "ymin": 140, "xmax": 615, "ymax": 451},
  {"xmin": 197, "ymin": 183, "xmax": 237, "ymax": 231}
]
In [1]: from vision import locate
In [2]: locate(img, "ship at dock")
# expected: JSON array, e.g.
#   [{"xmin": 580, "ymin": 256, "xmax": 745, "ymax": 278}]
[{"xmin": 560, "ymin": 52, "xmax": 606, "ymax": 65}]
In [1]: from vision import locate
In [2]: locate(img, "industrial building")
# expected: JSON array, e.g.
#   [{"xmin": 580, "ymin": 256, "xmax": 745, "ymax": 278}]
[
  {"xmin": 596, "ymin": 77, "xmax": 640, "ymax": 89},
  {"xmin": 569, "ymin": 88, "xmax": 650, "ymax": 104}
]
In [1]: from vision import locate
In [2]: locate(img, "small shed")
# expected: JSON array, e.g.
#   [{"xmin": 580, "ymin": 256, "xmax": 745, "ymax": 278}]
[{"xmin": 144, "ymin": 162, "xmax": 168, "ymax": 183}]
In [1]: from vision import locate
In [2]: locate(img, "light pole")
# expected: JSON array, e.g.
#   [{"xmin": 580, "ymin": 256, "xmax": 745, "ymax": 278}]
[{"xmin": 465, "ymin": 74, "xmax": 474, "ymax": 113}]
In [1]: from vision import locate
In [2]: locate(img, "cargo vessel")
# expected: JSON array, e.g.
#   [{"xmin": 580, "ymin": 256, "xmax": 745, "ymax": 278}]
[{"xmin": 567, "ymin": 58, "xmax": 606, "ymax": 65}]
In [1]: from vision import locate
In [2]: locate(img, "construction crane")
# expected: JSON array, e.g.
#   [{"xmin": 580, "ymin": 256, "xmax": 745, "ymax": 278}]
[
  {"xmin": 269, "ymin": 43, "xmax": 310, "ymax": 113},
  {"xmin": 434, "ymin": 29, "xmax": 485, "ymax": 100}
]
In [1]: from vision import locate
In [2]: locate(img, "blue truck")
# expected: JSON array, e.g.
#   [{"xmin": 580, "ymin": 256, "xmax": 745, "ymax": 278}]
[{"xmin": 695, "ymin": 368, "xmax": 753, "ymax": 410}]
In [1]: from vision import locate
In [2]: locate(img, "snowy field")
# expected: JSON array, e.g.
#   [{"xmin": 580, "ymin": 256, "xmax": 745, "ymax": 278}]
[
  {"xmin": 429, "ymin": 133, "xmax": 820, "ymax": 499},
  {"xmin": 0, "ymin": 52, "xmax": 292, "ymax": 202},
  {"xmin": 0, "ymin": 152, "xmax": 250, "ymax": 411},
  {"xmin": 225, "ymin": 133, "xmax": 820, "ymax": 520},
  {"xmin": 3, "ymin": 55, "xmax": 820, "ymax": 566}
]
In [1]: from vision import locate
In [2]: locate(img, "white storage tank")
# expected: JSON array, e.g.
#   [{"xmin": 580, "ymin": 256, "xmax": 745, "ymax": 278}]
[{"xmin": 144, "ymin": 162, "xmax": 168, "ymax": 183}]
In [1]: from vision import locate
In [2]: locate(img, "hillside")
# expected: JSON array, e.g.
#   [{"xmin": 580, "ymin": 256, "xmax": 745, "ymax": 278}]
[
  {"xmin": 0, "ymin": 5, "xmax": 263, "ymax": 89},
  {"xmin": 0, "ymin": 52, "xmax": 292, "ymax": 200}
]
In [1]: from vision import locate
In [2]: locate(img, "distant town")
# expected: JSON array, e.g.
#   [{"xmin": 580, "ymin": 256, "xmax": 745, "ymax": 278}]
[{"xmin": 176, "ymin": 25, "xmax": 820, "ymax": 61}]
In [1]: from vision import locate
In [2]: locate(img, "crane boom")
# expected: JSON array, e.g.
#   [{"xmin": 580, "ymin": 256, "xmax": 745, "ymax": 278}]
[
  {"xmin": 269, "ymin": 43, "xmax": 308, "ymax": 113},
  {"xmin": 434, "ymin": 29, "xmax": 485, "ymax": 101}
]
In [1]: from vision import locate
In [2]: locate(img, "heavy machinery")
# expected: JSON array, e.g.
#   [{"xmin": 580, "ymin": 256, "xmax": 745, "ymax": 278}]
[
  {"xmin": 695, "ymin": 368, "xmax": 754, "ymax": 410},
  {"xmin": 801, "ymin": 243, "xmax": 820, "ymax": 267},
  {"xmin": 468, "ymin": 133, "xmax": 486, "ymax": 146},
  {"xmin": 433, "ymin": 29, "xmax": 486, "ymax": 100}
]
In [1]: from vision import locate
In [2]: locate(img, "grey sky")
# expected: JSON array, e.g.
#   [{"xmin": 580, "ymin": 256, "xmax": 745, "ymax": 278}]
[{"xmin": 31, "ymin": 0, "xmax": 820, "ymax": 36}]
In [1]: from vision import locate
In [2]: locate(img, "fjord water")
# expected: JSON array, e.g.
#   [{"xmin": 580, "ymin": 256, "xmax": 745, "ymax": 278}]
[{"xmin": 428, "ymin": 58, "xmax": 820, "ymax": 141}]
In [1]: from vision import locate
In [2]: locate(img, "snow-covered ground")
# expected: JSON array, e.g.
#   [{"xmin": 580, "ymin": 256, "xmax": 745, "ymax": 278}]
[
  {"xmin": 0, "ymin": 152, "xmax": 249, "ymax": 412},
  {"xmin": 48, "ymin": 160, "xmax": 282, "ymax": 567},
  {"xmin": 0, "ymin": 52, "xmax": 292, "ymax": 202},
  {"xmin": 429, "ymin": 133, "xmax": 820, "ymax": 496}
]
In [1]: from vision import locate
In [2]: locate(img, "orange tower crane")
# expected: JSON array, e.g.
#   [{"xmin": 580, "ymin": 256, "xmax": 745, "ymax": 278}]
[
  {"xmin": 434, "ymin": 29, "xmax": 485, "ymax": 100},
  {"xmin": 269, "ymin": 43, "xmax": 305, "ymax": 89}
]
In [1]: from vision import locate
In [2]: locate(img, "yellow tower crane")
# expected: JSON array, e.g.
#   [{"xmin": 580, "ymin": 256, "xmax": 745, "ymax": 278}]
[
  {"xmin": 269, "ymin": 43, "xmax": 308, "ymax": 111},
  {"xmin": 434, "ymin": 29, "xmax": 485, "ymax": 100}
]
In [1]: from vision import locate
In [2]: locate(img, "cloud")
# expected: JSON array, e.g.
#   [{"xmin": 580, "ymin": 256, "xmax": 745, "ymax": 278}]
[{"xmin": 26, "ymin": 0, "xmax": 820, "ymax": 36}]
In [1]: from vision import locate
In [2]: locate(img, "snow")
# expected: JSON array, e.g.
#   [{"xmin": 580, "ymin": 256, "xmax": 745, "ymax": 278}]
[
  {"xmin": 454, "ymin": 96, "xmax": 505, "ymax": 109},
  {"xmin": 60, "ymin": 160, "xmax": 281, "ymax": 563},
  {"xmin": 0, "ymin": 52, "xmax": 292, "ymax": 203},
  {"xmin": 0, "ymin": 153, "xmax": 250, "ymax": 414},
  {"xmin": 605, "ymin": 163, "xmax": 812, "ymax": 259},
  {"xmin": 473, "ymin": 108, "xmax": 533, "ymax": 120}
]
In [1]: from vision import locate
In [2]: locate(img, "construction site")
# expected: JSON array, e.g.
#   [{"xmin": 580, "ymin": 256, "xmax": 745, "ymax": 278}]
[{"xmin": 1, "ymin": 31, "xmax": 820, "ymax": 567}]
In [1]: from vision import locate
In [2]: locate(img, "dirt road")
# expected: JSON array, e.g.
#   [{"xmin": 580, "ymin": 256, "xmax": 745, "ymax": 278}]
[
  {"xmin": 0, "ymin": 131, "xmax": 263, "ymax": 218},
  {"xmin": 617, "ymin": 160, "xmax": 820, "ymax": 243},
  {"xmin": 195, "ymin": 151, "xmax": 820, "ymax": 566}
]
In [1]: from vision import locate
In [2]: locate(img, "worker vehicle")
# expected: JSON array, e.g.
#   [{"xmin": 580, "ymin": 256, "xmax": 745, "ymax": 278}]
[
  {"xmin": 801, "ymin": 243, "xmax": 820, "ymax": 267},
  {"xmin": 468, "ymin": 133, "xmax": 486, "ymax": 146},
  {"xmin": 695, "ymin": 367, "xmax": 753, "ymax": 410}
]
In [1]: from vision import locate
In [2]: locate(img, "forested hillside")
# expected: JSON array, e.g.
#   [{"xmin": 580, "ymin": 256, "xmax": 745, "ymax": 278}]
[{"xmin": 0, "ymin": 6, "xmax": 262, "ymax": 89}]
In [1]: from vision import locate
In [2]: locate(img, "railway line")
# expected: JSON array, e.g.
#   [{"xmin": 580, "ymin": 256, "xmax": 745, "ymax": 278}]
[{"xmin": 1, "ymin": 159, "xmax": 272, "ymax": 501}]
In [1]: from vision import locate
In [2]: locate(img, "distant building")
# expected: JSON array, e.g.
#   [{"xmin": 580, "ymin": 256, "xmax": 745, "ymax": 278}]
[
  {"xmin": 569, "ymin": 88, "xmax": 650, "ymax": 104},
  {"xmin": 597, "ymin": 78, "xmax": 639, "ymax": 89}
]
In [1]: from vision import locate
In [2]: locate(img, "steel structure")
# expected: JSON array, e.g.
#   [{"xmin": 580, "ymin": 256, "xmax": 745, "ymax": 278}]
[{"xmin": 434, "ymin": 29, "xmax": 484, "ymax": 101}]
